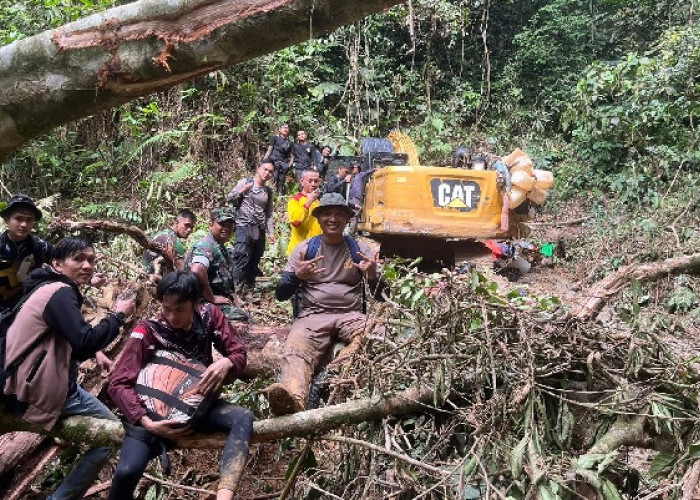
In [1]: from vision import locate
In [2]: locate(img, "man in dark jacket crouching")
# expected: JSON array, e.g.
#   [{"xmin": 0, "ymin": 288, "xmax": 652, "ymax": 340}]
[{"xmin": 1, "ymin": 237, "xmax": 135, "ymax": 500}]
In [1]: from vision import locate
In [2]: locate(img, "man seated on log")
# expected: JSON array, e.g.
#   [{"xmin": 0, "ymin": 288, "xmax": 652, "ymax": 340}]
[
  {"xmin": 286, "ymin": 169, "xmax": 322, "ymax": 255},
  {"xmin": 226, "ymin": 162, "xmax": 275, "ymax": 293},
  {"xmin": 1, "ymin": 237, "xmax": 135, "ymax": 500},
  {"xmin": 107, "ymin": 271, "xmax": 252, "ymax": 500},
  {"xmin": 185, "ymin": 208, "xmax": 251, "ymax": 323},
  {"xmin": 141, "ymin": 208, "xmax": 197, "ymax": 275},
  {"xmin": 265, "ymin": 193, "xmax": 385, "ymax": 416}
]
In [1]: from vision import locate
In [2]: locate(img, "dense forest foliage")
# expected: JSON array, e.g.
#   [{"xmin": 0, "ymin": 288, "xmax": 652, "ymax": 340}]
[
  {"xmin": 2, "ymin": 0, "xmax": 698, "ymax": 229},
  {"xmin": 2, "ymin": 2, "xmax": 700, "ymax": 499}
]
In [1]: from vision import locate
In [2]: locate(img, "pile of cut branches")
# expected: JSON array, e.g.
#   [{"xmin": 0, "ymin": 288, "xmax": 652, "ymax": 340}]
[{"xmin": 304, "ymin": 266, "xmax": 700, "ymax": 499}]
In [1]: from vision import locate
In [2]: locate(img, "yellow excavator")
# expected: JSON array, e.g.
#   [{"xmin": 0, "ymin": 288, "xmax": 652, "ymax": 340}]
[{"xmin": 355, "ymin": 131, "xmax": 553, "ymax": 265}]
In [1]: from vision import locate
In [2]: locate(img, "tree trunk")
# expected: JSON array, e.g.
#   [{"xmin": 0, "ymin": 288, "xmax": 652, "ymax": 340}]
[
  {"xmin": 0, "ymin": 433, "xmax": 46, "ymax": 477},
  {"xmin": 241, "ymin": 325, "xmax": 288, "ymax": 378},
  {"xmin": 576, "ymin": 252, "xmax": 700, "ymax": 320},
  {"xmin": 0, "ymin": 0, "xmax": 404, "ymax": 160},
  {"xmin": 0, "ymin": 385, "xmax": 436, "ymax": 447}
]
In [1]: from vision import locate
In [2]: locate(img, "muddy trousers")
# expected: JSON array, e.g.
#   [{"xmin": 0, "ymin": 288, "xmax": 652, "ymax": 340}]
[
  {"xmin": 108, "ymin": 401, "xmax": 254, "ymax": 499},
  {"xmin": 281, "ymin": 311, "xmax": 367, "ymax": 407}
]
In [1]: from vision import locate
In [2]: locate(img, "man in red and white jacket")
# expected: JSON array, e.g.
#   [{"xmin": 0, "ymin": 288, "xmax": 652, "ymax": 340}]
[{"xmin": 108, "ymin": 271, "xmax": 250, "ymax": 500}]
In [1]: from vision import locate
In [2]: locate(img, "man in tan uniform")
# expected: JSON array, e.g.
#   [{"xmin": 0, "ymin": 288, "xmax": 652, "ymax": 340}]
[{"xmin": 266, "ymin": 193, "xmax": 383, "ymax": 415}]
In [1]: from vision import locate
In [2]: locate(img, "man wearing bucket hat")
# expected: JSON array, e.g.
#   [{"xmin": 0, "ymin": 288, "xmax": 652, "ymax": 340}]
[
  {"xmin": 265, "ymin": 193, "xmax": 385, "ymax": 415},
  {"xmin": 0, "ymin": 194, "xmax": 53, "ymax": 310},
  {"xmin": 185, "ymin": 207, "xmax": 251, "ymax": 323}
]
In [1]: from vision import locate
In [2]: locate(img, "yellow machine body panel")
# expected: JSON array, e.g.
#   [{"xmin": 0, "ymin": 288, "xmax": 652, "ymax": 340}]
[{"xmin": 358, "ymin": 165, "xmax": 509, "ymax": 239}]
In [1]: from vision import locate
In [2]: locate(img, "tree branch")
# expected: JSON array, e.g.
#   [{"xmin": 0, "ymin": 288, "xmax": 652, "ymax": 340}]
[
  {"xmin": 0, "ymin": 385, "xmax": 437, "ymax": 448},
  {"xmin": 0, "ymin": 0, "xmax": 404, "ymax": 159},
  {"xmin": 576, "ymin": 253, "xmax": 700, "ymax": 320},
  {"xmin": 48, "ymin": 218, "xmax": 173, "ymax": 269}
]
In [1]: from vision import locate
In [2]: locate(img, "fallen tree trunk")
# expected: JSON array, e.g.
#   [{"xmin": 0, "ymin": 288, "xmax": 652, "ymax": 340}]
[
  {"xmin": 576, "ymin": 252, "xmax": 700, "ymax": 320},
  {"xmin": 0, "ymin": 0, "xmax": 404, "ymax": 160},
  {"xmin": 240, "ymin": 325, "xmax": 288, "ymax": 378},
  {"xmin": 48, "ymin": 218, "xmax": 173, "ymax": 269},
  {"xmin": 0, "ymin": 433, "xmax": 46, "ymax": 477},
  {"xmin": 0, "ymin": 385, "xmax": 436, "ymax": 447},
  {"xmin": 5, "ymin": 444, "xmax": 60, "ymax": 500}
]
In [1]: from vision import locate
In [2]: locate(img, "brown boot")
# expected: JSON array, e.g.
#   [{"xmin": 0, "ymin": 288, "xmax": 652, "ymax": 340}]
[{"xmin": 266, "ymin": 383, "xmax": 305, "ymax": 416}]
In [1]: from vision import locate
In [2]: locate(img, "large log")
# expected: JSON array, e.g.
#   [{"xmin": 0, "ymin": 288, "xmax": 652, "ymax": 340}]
[
  {"xmin": 575, "ymin": 252, "xmax": 700, "ymax": 320},
  {"xmin": 0, "ymin": 385, "xmax": 436, "ymax": 447},
  {"xmin": 0, "ymin": 432, "xmax": 45, "ymax": 477},
  {"xmin": 0, "ymin": 0, "xmax": 404, "ymax": 160},
  {"xmin": 241, "ymin": 325, "xmax": 288, "ymax": 378}
]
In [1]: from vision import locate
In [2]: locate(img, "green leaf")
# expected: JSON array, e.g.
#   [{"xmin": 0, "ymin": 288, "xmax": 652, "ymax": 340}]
[
  {"xmin": 601, "ymin": 479, "xmax": 623, "ymax": 500},
  {"xmin": 649, "ymin": 451, "xmax": 677, "ymax": 479},
  {"xmin": 687, "ymin": 442, "xmax": 700, "ymax": 460},
  {"xmin": 463, "ymin": 454, "xmax": 479, "ymax": 478},
  {"xmin": 574, "ymin": 453, "xmax": 607, "ymax": 470},
  {"xmin": 537, "ymin": 483, "xmax": 561, "ymax": 500},
  {"xmin": 555, "ymin": 402, "xmax": 574, "ymax": 449}
]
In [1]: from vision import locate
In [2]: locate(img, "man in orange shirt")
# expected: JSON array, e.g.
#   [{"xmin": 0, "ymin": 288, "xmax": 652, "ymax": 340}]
[{"xmin": 286, "ymin": 170, "xmax": 322, "ymax": 255}]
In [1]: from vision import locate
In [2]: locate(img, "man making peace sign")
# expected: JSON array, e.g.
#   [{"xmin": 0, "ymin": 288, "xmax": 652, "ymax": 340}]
[{"xmin": 266, "ymin": 193, "xmax": 386, "ymax": 415}]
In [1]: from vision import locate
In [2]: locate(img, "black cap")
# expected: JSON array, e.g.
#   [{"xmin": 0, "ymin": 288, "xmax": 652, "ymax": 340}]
[{"xmin": 0, "ymin": 194, "xmax": 42, "ymax": 221}]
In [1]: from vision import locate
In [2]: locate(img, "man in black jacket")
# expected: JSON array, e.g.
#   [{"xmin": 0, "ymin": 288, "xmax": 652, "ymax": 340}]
[
  {"xmin": 0, "ymin": 194, "xmax": 106, "ymax": 312},
  {"xmin": 0, "ymin": 194, "xmax": 52, "ymax": 311},
  {"xmin": 323, "ymin": 163, "xmax": 352, "ymax": 199},
  {"xmin": 291, "ymin": 130, "xmax": 319, "ymax": 183},
  {"xmin": 2, "ymin": 237, "xmax": 135, "ymax": 500},
  {"xmin": 264, "ymin": 123, "xmax": 293, "ymax": 195}
]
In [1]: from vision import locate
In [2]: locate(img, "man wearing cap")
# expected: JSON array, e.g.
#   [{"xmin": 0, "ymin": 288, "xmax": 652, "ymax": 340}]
[
  {"xmin": 226, "ymin": 162, "xmax": 275, "ymax": 291},
  {"xmin": 265, "ymin": 193, "xmax": 385, "ymax": 415},
  {"xmin": 0, "ymin": 194, "xmax": 53, "ymax": 310},
  {"xmin": 286, "ymin": 170, "xmax": 322, "ymax": 255},
  {"xmin": 185, "ymin": 208, "xmax": 250, "ymax": 323}
]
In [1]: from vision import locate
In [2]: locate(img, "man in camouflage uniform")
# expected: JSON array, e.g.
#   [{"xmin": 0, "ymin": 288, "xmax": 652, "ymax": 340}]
[
  {"xmin": 141, "ymin": 209, "xmax": 197, "ymax": 275},
  {"xmin": 185, "ymin": 208, "xmax": 251, "ymax": 323},
  {"xmin": 0, "ymin": 194, "xmax": 52, "ymax": 311}
]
